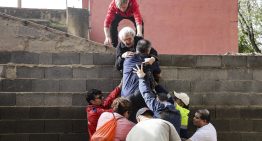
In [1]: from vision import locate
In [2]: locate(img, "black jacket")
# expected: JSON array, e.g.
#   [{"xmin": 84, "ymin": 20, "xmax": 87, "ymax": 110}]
[{"xmin": 115, "ymin": 36, "xmax": 158, "ymax": 71}]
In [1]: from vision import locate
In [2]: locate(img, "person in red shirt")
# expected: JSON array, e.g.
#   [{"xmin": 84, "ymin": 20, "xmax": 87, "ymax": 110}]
[
  {"xmin": 104, "ymin": 0, "xmax": 143, "ymax": 48},
  {"xmin": 85, "ymin": 83, "xmax": 121, "ymax": 138}
]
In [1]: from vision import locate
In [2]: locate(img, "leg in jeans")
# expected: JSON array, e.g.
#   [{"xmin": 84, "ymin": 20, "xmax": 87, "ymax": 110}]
[{"xmin": 110, "ymin": 14, "xmax": 124, "ymax": 48}]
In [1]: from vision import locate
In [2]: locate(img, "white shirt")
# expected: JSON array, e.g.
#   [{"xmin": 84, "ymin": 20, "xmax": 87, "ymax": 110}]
[
  {"xmin": 190, "ymin": 123, "xmax": 217, "ymax": 141},
  {"xmin": 126, "ymin": 118, "xmax": 181, "ymax": 141}
]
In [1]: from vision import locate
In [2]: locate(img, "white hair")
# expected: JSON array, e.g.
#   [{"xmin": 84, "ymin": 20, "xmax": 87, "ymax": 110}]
[
  {"xmin": 118, "ymin": 26, "xmax": 136, "ymax": 41},
  {"xmin": 115, "ymin": 0, "xmax": 129, "ymax": 9}
]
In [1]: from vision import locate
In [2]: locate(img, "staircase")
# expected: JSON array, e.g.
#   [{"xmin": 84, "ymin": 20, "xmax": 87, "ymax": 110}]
[
  {"xmin": 0, "ymin": 9, "xmax": 262, "ymax": 141},
  {"xmin": 1, "ymin": 52, "xmax": 262, "ymax": 141},
  {"xmin": 0, "ymin": 51, "xmax": 119, "ymax": 141}
]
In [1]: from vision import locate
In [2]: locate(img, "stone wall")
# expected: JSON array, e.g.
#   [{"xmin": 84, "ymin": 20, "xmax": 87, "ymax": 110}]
[
  {"xmin": 0, "ymin": 7, "xmax": 66, "ymax": 24},
  {"xmin": 0, "ymin": 12, "xmax": 113, "ymax": 53}
]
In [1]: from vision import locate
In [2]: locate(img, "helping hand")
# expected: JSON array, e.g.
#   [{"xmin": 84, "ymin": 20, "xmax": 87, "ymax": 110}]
[
  {"xmin": 133, "ymin": 64, "xmax": 145, "ymax": 78},
  {"xmin": 104, "ymin": 37, "xmax": 112, "ymax": 46},
  {"xmin": 122, "ymin": 51, "xmax": 135, "ymax": 58},
  {"xmin": 143, "ymin": 57, "xmax": 156, "ymax": 65}
]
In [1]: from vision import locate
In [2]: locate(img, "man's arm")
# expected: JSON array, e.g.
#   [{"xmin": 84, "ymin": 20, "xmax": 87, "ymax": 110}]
[
  {"xmin": 138, "ymin": 79, "xmax": 165, "ymax": 112},
  {"xmin": 104, "ymin": 27, "xmax": 112, "ymax": 46},
  {"xmin": 134, "ymin": 64, "xmax": 165, "ymax": 112},
  {"xmin": 104, "ymin": 1, "xmax": 116, "ymax": 46},
  {"xmin": 149, "ymin": 48, "xmax": 158, "ymax": 59},
  {"xmin": 132, "ymin": 0, "xmax": 143, "ymax": 36},
  {"xmin": 103, "ymin": 83, "xmax": 121, "ymax": 108}
]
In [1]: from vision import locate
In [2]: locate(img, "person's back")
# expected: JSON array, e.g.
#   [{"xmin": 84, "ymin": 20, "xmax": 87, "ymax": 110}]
[
  {"xmin": 97, "ymin": 112, "xmax": 135, "ymax": 141},
  {"xmin": 190, "ymin": 123, "xmax": 217, "ymax": 141},
  {"xmin": 121, "ymin": 53, "xmax": 149, "ymax": 97},
  {"xmin": 126, "ymin": 107, "xmax": 181, "ymax": 141},
  {"xmin": 121, "ymin": 39, "xmax": 157, "ymax": 97},
  {"xmin": 95, "ymin": 97, "xmax": 135, "ymax": 141},
  {"xmin": 160, "ymin": 104, "xmax": 181, "ymax": 133}
]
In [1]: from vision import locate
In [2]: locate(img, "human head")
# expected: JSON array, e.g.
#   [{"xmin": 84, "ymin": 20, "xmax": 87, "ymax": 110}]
[
  {"xmin": 193, "ymin": 109, "xmax": 211, "ymax": 128},
  {"xmin": 111, "ymin": 97, "xmax": 131, "ymax": 118},
  {"xmin": 136, "ymin": 107, "xmax": 154, "ymax": 122},
  {"xmin": 86, "ymin": 89, "xmax": 104, "ymax": 106},
  {"xmin": 118, "ymin": 27, "xmax": 135, "ymax": 47},
  {"xmin": 173, "ymin": 91, "xmax": 190, "ymax": 108},
  {"xmin": 136, "ymin": 39, "xmax": 151, "ymax": 54},
  {"xmin": 115, "ymin": 0, "xmax": 129, "ymax": 12}
]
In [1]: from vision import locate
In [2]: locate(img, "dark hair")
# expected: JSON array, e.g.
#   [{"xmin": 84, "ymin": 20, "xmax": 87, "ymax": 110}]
[
  {"xmin": 86, "ymin": 89, "xmax": 102, "ymax": 103},
  {"xmin": 111, "ymin": 97, "xmax": 131, "ymax": 115},
  {"xmin": 157, "ymin": 93, "xmax": 169, "ymax": 101},
  {"xmin": 196, "ymin": 109, "xmax": 211, "ymax": 123},
  {"xmin": 136, "ymin": 39, "xmax": 151, "ymax": 54}
]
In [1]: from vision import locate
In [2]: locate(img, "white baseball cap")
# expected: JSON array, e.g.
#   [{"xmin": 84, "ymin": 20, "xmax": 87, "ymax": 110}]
[{"xmin": 174, "ymin": 92, "xmax": 190, "ymax": 106}]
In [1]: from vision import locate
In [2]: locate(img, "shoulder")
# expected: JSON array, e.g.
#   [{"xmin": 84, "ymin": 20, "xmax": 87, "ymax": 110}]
[
  {"xmin": 190, "ymin": 124, "xmax": 217, "ymax": 141},
  {"xmin": 99, "ymin": 112, "xmax": 113, "ymax": 119}
]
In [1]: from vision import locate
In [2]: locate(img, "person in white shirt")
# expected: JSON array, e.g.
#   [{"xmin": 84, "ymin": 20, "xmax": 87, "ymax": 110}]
[
  {"xmin": 126, "ymin": 107, "xmax": 181, "ymax": 141},
  {"xmin": 186, "ymin": 109, "xmax": 217, "ymax": 141}
]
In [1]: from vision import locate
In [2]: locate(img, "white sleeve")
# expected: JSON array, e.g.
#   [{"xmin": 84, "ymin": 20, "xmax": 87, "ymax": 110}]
[
  {"xmin": 167, "ymin": 122, "xmax": 181, "ymax": 141},
  {"xmin": 190, "ymin": 130, "xmax": 207, "ymax": 141}
]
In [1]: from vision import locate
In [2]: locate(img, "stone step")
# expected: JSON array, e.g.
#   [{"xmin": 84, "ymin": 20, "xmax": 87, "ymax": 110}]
[
  {"xmin": 2, "ymin": 64, "xmax": 262, "ymax": 81},
  {"xmin": 0, "ymin": 79, "xmax": 121, "ymax": 92},
  {"xmin": 1, "ymin": 79, "xmax": 262, "ymax": 93},
  {"xmin": 1, "ymin": 65, "xmax": 121, "ymax": 79},
  {"xmin": 217, "ymin": 132, "xmax": 262, "ymax": 141},
  {"xmin": 0, "ymin": 93, "xmax": 86, "ymax": 107},
  {"xmin": 164, "ymin": 80, "xmax": 262, "ymax": 93},
  {"xmin": 1, "ymin": 51, "xmax": 262, "ymax": 68},
  {"xmin": 0, "ymin": 107, "xmax": 86, "ymax": 120},
  {"xmin": 0, "ymin": 119, "xmax": 86, "ymax": 134},
  {"xmin": 0, "ymin": 92, "xmax": 262, "ymax": 107},
  {"xmin": 0, "ymin": 118, "xmax": 261, "ymax": 135},
  {"xmin": 0, "ymin": 132, "xmax": 261, "ymax": 141},
  {"xmin": 0, "ymin": 52, "xmax": 115, "ymax": 66},
  {"xmin": 0, "ymin": 133, "xmax": 88, "ymax": 141},
  {"xmin": 187, "ymin": 118, "xmax": 262, "ymax": 133},
  {"xmin": 1, "ymin": 106, "xmax": 261, "ymax": 120}
]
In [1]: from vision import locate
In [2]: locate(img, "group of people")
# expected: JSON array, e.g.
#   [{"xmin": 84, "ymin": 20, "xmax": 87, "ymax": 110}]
[{"xmin": 86, "ymin": 0, "xmax": 217, "ymax": 141}]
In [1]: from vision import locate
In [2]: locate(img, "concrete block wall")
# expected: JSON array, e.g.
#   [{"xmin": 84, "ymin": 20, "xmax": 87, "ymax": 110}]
[
  {"xmin": 0, "ymin": 7, "xmax": 67, "ymax": 25},
  {"xmin": 0, "ymin": 51, "xmax": 262, "ymax": 141}
]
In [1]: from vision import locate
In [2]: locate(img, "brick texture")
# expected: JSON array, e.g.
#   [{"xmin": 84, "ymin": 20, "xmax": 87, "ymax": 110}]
[
  {"xmin": 11, "ymin": 52, "xmax": 39, "ymax": 64},
  {"xmin": 52, "ymin": 53, "xmax": 79, "ymax": 65}
]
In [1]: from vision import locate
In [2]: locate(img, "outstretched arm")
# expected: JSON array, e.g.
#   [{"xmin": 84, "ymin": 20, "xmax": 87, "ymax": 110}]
[
  {"xmin": 133, "ymin": 64, "xmax": 165, "ymax": 112},
  {"xmin": 103, "ymin": 82, "xmax": 122, "ymax": 108}
]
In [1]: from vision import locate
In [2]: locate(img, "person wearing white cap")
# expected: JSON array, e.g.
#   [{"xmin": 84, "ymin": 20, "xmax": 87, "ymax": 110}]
[{"xmin": 173, "ymin": 91, "xmax": 190, "ymax": 139}]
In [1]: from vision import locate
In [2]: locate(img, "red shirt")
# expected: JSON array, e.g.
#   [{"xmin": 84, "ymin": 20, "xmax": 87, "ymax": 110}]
[
  {"xmin": 104, "ymin": 0, "xmax": 143, "ymax": 27},
  {"xmin": 86, "ymin": 86, "xmax": 121, "ymax": 137}
]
